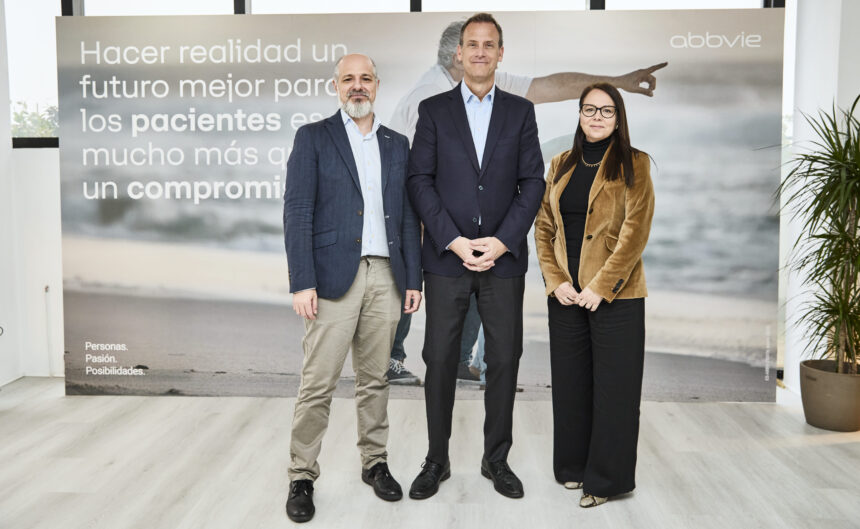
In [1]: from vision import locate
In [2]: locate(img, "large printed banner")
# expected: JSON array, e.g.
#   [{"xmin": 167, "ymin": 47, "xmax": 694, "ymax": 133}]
[{"xmin": 58, "ymin": 10, "xmax": 783, "ymax": 400}]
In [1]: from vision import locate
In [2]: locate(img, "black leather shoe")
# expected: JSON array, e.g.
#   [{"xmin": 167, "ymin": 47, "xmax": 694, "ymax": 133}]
[
  {"xmin": 286, "ymin": 479, "xmax": 315, "ymax": 523},
  {"xmin": 362, "ymin": 462, "xmax": 403, "ymax": 501},
  {"xmin": 408, "ymin": 459, "xmax": 451, "ymax": 499},
  {"xmin": 481, "ymin": 458, "xmax": 524, "ymax": 498}
]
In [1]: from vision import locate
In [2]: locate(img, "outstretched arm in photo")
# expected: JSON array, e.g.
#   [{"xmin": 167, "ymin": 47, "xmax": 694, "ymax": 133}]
[{"xmin": 525, "ymin": 62, "xmax": 668, "ymax": 103}]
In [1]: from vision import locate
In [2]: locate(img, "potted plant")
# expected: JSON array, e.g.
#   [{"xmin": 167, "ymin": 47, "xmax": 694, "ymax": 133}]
[{"xmin": 781, "ymin": 94, "xmax": 860, "ymax": 432}]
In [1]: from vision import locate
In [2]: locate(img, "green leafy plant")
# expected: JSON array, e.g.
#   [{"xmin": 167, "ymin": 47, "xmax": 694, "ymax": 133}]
[
  {"xmin": 780, "ymin": 94, "xmax": 860, "ymax": 374},
  {"xmin": 10, "ymin": 101, "xmax": 58, "ymax": 137}
]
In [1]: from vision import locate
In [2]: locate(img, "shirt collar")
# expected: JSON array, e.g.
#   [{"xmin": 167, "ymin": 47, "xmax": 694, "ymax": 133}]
[
  {"xmin": 461, "ymin": 80, "xmax": 495, "ymax": 105},
  {"xmin": 340, "ymin": 108, "xmax": 381, "ymax": 136}
]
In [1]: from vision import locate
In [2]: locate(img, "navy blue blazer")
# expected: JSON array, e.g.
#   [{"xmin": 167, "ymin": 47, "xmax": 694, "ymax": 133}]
[
  {"xmin": 407, "ymin": 84, "xmax": 545, "ymax": 278},
  {"xmin": 283, "ymin": 111, "xmax": 422, "ymax": 300}
]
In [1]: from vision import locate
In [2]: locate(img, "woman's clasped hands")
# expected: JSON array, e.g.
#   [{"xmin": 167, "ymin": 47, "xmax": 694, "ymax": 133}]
[{"xmin": 553, "ymin": 282, "xmax": 602, "ymax": 311}]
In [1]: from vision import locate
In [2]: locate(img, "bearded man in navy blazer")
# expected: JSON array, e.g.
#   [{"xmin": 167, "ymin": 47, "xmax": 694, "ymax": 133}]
[
  {"xmin": 406, "ymin": 13, "xmax": 545, "ymax": 500},
  {"xmin": 283, "ymin": 54, "xmax": 422, "ymax": 523}
]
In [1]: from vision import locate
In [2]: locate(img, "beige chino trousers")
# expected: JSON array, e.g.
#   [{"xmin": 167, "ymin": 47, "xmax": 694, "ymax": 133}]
[{"xmin": 288, "ymin": 257, "xmax": 402, "ymax": 481}]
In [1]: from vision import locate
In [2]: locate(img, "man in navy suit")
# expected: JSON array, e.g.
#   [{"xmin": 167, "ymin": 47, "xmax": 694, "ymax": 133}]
[
  {"xmin": 283, "ymin": 53, "xmax": 422, "ymax": 523},
  {"xmin": 406, "ymin": 14, "xmax": 545, "ymax": 500}
]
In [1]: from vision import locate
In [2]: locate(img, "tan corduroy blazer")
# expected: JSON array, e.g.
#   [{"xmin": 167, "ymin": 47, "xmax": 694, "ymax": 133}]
[{"xmin": 534, "ymin": 146, "xmax": 654, "ymax": 302}]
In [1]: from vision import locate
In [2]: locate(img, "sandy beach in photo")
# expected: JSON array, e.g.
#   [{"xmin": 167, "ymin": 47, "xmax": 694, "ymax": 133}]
[
  {"xmin": 63, "ymin": 236, "xmax": 777, "ymax": 367},
  {"xmin": 62, "ymin": 286, "xmax": 773, "ymax": 402},
  {"xmin": 62, "ymin": 236, "xmax": 776, "ymax": 401}
]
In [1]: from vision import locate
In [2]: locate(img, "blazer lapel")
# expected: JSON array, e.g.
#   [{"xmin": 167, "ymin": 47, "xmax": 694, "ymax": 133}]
[
  {"xmin": 447, "ymin": 84, "xmax": 481, "ymax": 175},
  {"xmin": 324, "ymin": 111, "xmax": 361, "ymax": 193},
  {"xmin": 377, "ymin": 126, "xmax": 392, "ymax": 192},
  {"xmin": 479, "ymin": 90, "xmax": 507, "ymax": 178}
]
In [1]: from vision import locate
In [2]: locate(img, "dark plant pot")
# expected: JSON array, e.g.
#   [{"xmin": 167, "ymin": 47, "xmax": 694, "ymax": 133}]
[{"xmin": 800, "ymin": 359, "xmax": 860, "ymax": 432}]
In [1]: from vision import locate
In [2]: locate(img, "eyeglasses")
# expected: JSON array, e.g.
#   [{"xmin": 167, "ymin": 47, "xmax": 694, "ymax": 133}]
[{"xmin": 580, "ymin": 104, "xmax": 617, "ymax": 119}]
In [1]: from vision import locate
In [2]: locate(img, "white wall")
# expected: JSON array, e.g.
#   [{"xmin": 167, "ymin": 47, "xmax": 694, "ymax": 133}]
[
  {"xmin": 0, "ymin": 153, "xmax": 64, "ymax": 383},
  {"xmin": 11, "ymin": 149, "xmax": 63, "ymax": 377},
  {"xmin": 781, "ymin": 0, "xmax": 859, "ymax": 394},
  {"xmin": 0, "ymin": 0, "xmax": 23, "ymax": 386},
  {"xmin": 0, "ymin": 150, "xmax": 63, "ymax": 383},
  {"xmin": 836, "ymin": 0, "xmax": 860, "ymax": 111}
]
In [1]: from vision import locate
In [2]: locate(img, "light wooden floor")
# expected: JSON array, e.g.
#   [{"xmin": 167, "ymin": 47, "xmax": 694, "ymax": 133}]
[{"xmin": 1, "ymin": 377, "xmax": 859, "ymax": 529}]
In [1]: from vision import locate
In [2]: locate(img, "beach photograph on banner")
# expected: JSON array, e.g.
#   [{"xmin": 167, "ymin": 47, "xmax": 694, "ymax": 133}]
[{"xmin": 57, "ymin": 9, "xmax": 782, "ymax": 400}]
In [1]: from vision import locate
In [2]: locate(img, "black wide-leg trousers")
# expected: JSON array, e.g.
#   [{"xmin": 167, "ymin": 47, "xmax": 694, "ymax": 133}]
[
  {"xmin": 548, "ymin": 280, "xmax": 645, "ymax": 498},
  {"xmin": 422, "ymin": 271, "xmax": 525, "ymax": 464}
]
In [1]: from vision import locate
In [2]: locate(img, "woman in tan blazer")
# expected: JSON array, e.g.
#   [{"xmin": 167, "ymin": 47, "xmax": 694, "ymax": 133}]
[{"xmin": 534, "ymin": 83, "xmax": 654, "ymax": 508}]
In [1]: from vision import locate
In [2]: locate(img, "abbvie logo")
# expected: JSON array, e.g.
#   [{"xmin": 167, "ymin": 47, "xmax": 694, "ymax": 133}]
[{"xmin": 670, "ymin": 32, "xmax": 762, "ymax": 49}]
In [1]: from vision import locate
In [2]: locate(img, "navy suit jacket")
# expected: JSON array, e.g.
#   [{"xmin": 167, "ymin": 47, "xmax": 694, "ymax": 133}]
[
  {"xmin": 407, "ymin": 84, "xmax": 545, "ymax": 278},
  {"xmin": 283, "ymin": 111, "xmax": 422, "ymax": 300}
]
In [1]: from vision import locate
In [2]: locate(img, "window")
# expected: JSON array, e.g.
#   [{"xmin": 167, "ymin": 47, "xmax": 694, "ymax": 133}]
[
  {"xmin": 5, "ymin": 0, "xmax": 61, "ymax": 137},
  {"xmin": 250, "ymin": 0, "xmax": 410, "ymax": 14},
  {"xmin": 422, "ymin": 0, "xmax": 586, "ymax": 11},
  {"xmin": 83, "ymin": 0, "xmax": 233, "ymax": 16},
  {"xmin": 606, "ymin": 0, "xmax": 761, "ymax": 9}
]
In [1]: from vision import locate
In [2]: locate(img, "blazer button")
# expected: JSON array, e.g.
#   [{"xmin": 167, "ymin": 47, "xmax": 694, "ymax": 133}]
[
  {"xmin": 472, "ymin": 217, "xmax": 478, "ymax": 223},
  {"xmin": 478, "ymin": 185, "xmax": 484, "ymax": 191},
  {"xmin": 586, "ymin": 234, "xmax": 593, "ymax": 240},
  {"xmin": 356, "ymin": 238, "xmax": 361, "ymax": 243},
  {"xmin": 358, "ymin": 210, "xmax": 363, "ymax": 216}
]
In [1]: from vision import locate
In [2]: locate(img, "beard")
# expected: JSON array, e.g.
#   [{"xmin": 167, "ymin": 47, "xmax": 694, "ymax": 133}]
[{"xmin": 341, "ymin": 91, "xmax": 373, "ymax": 119}]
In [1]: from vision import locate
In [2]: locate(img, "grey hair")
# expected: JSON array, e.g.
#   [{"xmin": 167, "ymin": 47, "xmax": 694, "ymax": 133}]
[
  {"xmin": 437, "ymin": 21, "xmax": 465, "ymax": 69},
  {"xmin": 333, "ymin": 54, "xmax": 378, "ymax": 80}
]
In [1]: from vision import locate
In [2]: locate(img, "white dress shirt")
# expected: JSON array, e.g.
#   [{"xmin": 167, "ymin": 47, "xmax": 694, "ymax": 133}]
[{"xmin": 341, "ymin": 109, "xmax": 389, "ymax": 257}]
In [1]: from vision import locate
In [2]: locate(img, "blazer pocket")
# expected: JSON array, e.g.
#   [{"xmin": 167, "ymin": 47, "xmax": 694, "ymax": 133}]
[
  {"xmin": 605, "ymin": 234, "xmax": 619, "ymax": 252},
  {"xmin": 313, "ymin": 230, "xmax": 337, "ymax": 249}
]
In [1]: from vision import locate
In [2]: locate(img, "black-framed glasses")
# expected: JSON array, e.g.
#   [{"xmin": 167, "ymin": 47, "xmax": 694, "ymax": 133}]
[{"xmin": 580, "ymin": 104, "xmax": 617, "ymax": 119}]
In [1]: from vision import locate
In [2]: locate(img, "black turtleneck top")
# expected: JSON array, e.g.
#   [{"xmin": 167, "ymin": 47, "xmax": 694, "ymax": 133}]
[{"xmin": 559, "ymin": 136, "xmax": 611, "ymax": 264}]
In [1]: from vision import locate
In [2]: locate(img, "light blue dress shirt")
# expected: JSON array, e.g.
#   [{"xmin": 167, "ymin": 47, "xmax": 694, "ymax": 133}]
[
  {"xmin": 341, "ymin": 109, "xmax": 389, "ymax": 258},
  {"xmin": 444, "ymin": 82, "xmax": 496, "ymax": 249},
  {"xmin": 461, "ymin": 81, "xmax": 495, "ymax": 169}
]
